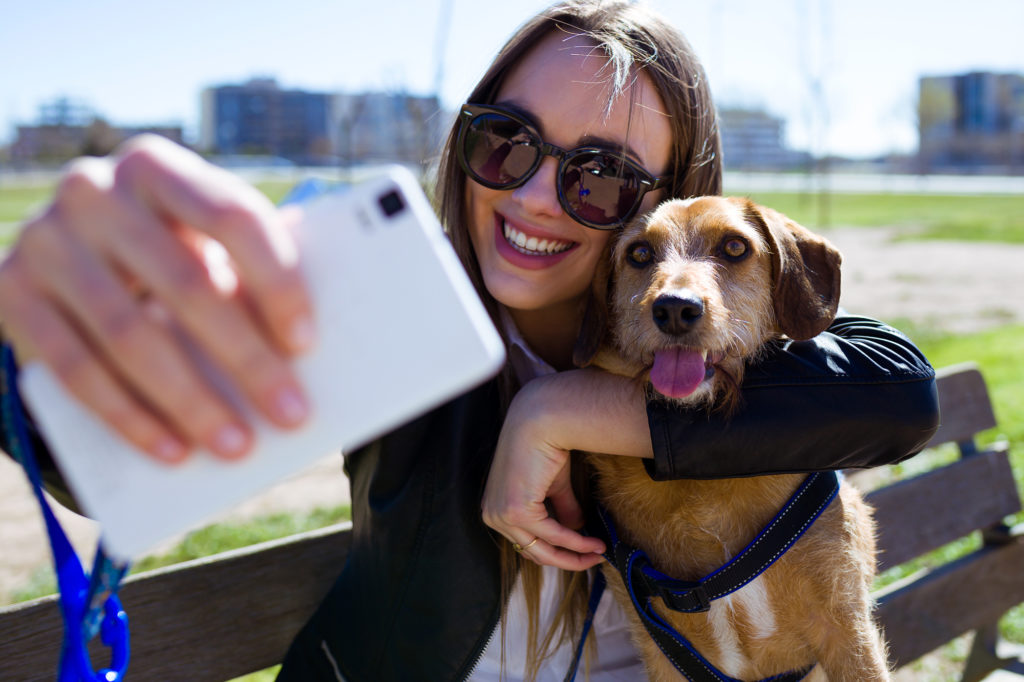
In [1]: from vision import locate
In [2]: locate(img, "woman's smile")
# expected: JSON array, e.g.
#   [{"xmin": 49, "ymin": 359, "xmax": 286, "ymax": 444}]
[{"xmin": 493, "ymin": 213, "xmax": 578, "ymax": 270}]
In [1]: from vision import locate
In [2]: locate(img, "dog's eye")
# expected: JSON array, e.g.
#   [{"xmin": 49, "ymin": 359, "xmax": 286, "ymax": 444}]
[
  {"xmin": 720, "ymin": 237, "xmax": 749, "ymax": 261},
  {"xmin": 626, "ymin": 242, "xmax": 654, "ymax": 268}
]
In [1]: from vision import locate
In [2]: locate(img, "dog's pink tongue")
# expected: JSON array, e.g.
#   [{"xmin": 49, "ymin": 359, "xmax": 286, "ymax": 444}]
[{"xmin": 650, "ymin": 348, "xmax": 706, "ymax": 398}]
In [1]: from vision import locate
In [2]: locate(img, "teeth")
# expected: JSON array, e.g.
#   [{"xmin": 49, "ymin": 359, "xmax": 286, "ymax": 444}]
[{"xmin": 502, "ymin": 220, "xmax": 573, "ymax": 256}]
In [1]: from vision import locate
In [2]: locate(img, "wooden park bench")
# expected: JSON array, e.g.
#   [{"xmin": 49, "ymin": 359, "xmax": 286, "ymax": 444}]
[{"xmin": 0, "ymin": 362, "xmax": 1022, "ymax": 681}]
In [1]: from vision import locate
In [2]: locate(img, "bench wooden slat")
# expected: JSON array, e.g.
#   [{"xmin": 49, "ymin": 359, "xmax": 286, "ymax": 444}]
[
  {"xmin": 0, "ymin": 522, "xmax": 352, "ymax": 682},
  {"xmin": 875, "ymin": 536, "xmax": 1024, "ymax": 669},
  {"xmin": 867, "ymin": 444, "xmax": 1020, "ymax": 571},
  {"xmin": 925, "ymin": 363, "xmax": 998, "ymax": 450}
]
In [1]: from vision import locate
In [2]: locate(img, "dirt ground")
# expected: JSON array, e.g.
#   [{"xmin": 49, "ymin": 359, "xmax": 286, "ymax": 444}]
[
  {"xmin": 827, "ymin": 227, "xmax": 1024, "ymax": 334},
  {"xmin": 2, "ymin": 226, "xmax": 1023, "ymax": 676}
]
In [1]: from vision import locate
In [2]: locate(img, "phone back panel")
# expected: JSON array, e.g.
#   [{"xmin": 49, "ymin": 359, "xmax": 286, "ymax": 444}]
[{"xmin": 20, "ymin": 167, "xmax": 505, "ymax": 561}]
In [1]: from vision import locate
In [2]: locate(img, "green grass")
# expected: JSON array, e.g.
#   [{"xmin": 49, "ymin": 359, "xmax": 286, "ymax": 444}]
[
  {"xmin": 912, "ymin": 323, "xmax": 1024, "ymax": 450},
  {"xmin": 728, "ymin": 190, "xmax": 1024, "ymax": 243},
  {"xmin": 131, "ymin": 504, "xmax": 350, "ymax": 574},
  {"xmin": 0, "ymin": 185, "xmax": 54, "ymax": 222},
  {"xmin": 253, "ymin": 180, "xmax": 300, "ymax": 205},
  {"xmin": 227, "ymin": 666, "xmax": 280, "ymax": 682}
]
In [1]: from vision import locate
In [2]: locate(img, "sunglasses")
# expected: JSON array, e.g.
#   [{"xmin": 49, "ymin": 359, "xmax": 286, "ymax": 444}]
[{"xmin": 456, "ymin": 103, "xmax": 673, "ymax": 230}]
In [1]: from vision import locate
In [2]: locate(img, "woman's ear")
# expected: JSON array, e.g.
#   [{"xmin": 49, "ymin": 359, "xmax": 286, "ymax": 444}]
[
  {"xmin": 572, "ymin": 243, "xmax": 614, "ymax": 368},
  {"xmin": 736, "ymin": 198, "xmax": 843, "ymax": 341}
]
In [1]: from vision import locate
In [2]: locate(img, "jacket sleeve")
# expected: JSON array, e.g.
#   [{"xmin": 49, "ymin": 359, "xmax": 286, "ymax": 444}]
[{"xmin": 644, "ymin": 314, "xmax": 940, "ymax": 480}]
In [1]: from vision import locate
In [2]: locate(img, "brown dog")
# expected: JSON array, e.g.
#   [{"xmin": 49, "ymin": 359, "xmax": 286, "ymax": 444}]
[{"xmin": 573, "ymin": 197, "xmax": 890, "ymax": 681}]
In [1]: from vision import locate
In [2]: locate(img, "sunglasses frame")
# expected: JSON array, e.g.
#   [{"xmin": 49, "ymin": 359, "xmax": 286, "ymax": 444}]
[{"xmin": 456, "ymin": 103, "xmax": 673, "ymax": 230}]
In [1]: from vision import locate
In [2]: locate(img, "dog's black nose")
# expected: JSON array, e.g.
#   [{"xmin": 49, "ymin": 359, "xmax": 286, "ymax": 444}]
[{"xmin": 652, "ymin": 292, "xmax": 704, "ymax": 335}]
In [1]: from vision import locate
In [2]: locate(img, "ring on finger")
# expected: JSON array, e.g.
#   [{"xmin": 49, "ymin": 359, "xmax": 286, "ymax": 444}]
[{"xmin": 513, "ymin": 537, "xmax": 539, "ymax": 554}]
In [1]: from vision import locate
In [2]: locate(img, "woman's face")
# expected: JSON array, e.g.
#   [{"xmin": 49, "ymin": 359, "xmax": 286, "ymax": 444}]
[{"xmin": 466, "ymin": 31, "xmax": 673, "ymax": 322}]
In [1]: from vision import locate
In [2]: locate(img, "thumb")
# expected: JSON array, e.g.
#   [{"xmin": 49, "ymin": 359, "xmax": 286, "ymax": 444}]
[{"xmin": 547, "ymin": 458, "xmax": 584, "ymax": 530}]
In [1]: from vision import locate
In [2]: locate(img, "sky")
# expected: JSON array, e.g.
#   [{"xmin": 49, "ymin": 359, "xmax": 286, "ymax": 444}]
[{"xmin": 2, "ymin": 0, "xmax": 1022, "ymax": 159}]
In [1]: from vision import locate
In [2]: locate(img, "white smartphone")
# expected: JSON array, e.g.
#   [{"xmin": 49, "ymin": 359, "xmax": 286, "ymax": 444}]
[{"xmin": 19, "ymin": 166, "xmax": 506, "ymax": 562}]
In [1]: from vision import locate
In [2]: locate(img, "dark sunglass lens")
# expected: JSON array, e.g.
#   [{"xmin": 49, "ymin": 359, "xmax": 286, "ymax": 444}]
[
  {"xmin": 464, "ymin": 114, "xmax": 539, "ymax": 187},
  {"xmin": 562, "ymin": 152, "xmax": 641, "ymax": 226}
]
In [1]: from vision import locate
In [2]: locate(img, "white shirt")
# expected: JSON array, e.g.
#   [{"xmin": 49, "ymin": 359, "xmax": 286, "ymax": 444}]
[{"xmin": 468, "ymin": 312, "xmax": 646, "ymax": 681}]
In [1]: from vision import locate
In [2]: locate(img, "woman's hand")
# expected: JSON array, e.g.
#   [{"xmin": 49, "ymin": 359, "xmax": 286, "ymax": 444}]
[
  {"xmin": 481, "ymin": 368, "xmax": 653, "ymax": 571},
  {"xmin": 0, "ymin": 135, "xmax": 315, "ymax": 463}
]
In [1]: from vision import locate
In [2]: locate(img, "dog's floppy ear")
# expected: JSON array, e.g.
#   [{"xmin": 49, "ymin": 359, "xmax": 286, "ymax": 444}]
[
  {"xmin": 572, "ymin": 242, "xmax": 614, "ymax": 368},
  {"xmin": 737, "ymin": 198, "xmax": 842, "ymax": 341}
]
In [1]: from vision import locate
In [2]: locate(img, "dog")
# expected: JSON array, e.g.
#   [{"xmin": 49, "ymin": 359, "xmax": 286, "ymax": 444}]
[{"xmin": 572, "ymin": 197, "xmax": 890, "ymax": 682}]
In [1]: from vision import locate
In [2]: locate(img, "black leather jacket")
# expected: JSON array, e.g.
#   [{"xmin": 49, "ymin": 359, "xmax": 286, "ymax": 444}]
[{"xmin": 274, "ymin": 315, "xmax": 939, "ymax": 681}]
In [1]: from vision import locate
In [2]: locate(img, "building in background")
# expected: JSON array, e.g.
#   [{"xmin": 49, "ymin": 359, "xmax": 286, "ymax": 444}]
[
  {"xmin": 718, "ymin": 107, "xmax": 810, "ymax": 171},
  {"xmin": 200, "ymin": 78, "xmax": 331, "ymax": 164},
  {"xmin": 9, "ymin": 97, "xmax": 184, "ymax": 164},
  {"xmin": 918, "ymin": 71, "xmax": 1024, "ymax": 173},
  {"xmin": 200, "ymin": 79, "xmax": 448, "ymax": 168}
]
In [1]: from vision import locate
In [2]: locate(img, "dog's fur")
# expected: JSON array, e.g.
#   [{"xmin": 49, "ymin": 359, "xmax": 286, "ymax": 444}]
[{"xmin": 573, "ymin": 197, "xmax": 890, "ymax": 682}]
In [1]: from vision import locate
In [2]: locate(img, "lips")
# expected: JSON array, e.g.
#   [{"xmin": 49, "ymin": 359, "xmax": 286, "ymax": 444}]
[{"xmin": 492, "ymin": 214, "xmax": 578, "ymax": 269}]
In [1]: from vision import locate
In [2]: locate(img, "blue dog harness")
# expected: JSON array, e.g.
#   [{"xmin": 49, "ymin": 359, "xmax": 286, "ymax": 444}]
[{"xmin": 566, "ymin": 470, "xmax": 840, "ymax": 682}]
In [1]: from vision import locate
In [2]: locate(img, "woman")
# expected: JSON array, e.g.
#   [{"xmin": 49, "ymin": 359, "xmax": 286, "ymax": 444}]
[{"xmin": 0, "ymin": 1, "xmax": 937, "ymax": 680}]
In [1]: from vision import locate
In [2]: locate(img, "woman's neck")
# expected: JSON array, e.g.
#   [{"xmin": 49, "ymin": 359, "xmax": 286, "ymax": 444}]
[{"xmin": 507, "ymin": 302, "xmax": 585, "ymax": 372}]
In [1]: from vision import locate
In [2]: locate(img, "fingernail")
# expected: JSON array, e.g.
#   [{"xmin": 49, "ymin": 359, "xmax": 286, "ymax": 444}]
[
  {"xmin": 153, "ymin": 437, "xmax": 187, "ymax": 463},
  {"xmin": 212, "ymin": 424, "xmax": 249, "ymax": 458},
  {"xmin": 289, "ymin": 316, "xmax": 316, "ymax": 352},
  {"xmin": 273, "ymin": 386, "xmax": 309, "ymax": 426}
]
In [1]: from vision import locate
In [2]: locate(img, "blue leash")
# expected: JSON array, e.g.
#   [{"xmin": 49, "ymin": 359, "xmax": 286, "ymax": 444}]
[
  {"xmin": 562, "ymin": 570, "xmax": 606, "ymax": 682},
  {"xmin": 2, "ymin": 345, "xmax": 131, "ymax": 681}
]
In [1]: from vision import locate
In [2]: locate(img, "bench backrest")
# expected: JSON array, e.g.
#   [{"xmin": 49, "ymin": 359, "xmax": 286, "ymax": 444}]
[
  {"xmin": 0, "ymin": 523, "xmax": 351, "ymax": 680},
  {"xmin": 0, "ymin": 363, "xmax": 1020, "ymax": 681},
  {"xmin": 868, "ymin": 364, "xmax": 1024, "ymax": 671}
]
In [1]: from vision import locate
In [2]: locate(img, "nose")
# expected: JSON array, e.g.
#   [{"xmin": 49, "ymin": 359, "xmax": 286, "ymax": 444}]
[
  {"xmin": 510, "ymin": 156, "xmax": 564, "ymax": 218},
  {"xmin": 652, "ymin": 291, "xmax": 704, "ymax": 336}
]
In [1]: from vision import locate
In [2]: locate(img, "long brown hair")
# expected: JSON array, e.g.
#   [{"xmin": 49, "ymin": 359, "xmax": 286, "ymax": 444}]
[{"xmin": 432, "ymin": 1, "xmax": 723, "ymax": 677}]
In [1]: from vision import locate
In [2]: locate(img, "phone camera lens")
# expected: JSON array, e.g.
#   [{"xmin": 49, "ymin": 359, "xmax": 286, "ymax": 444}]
[{"xmin": 378, "ymin": 189, "xmax": 405, "ymax": 217}]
